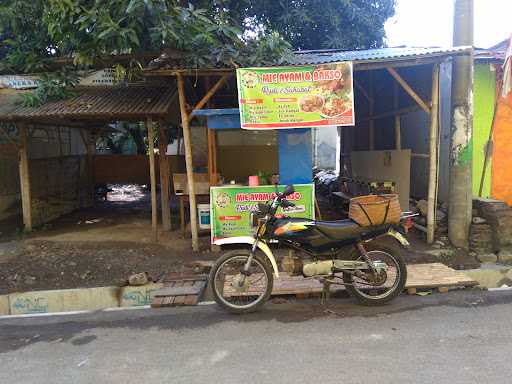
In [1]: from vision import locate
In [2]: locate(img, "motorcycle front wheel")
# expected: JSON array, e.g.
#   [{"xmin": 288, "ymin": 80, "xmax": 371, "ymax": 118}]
[
  {"xmin": 210, "ymin": 250, "xmax": 273, "ymax": 314},
  {"xmin": 343, "ymin": 243, "xmax": 407, "ymax": 306}
]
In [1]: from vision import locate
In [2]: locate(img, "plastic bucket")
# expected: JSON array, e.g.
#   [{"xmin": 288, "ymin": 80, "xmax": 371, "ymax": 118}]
[
  {"xmin": 197, "ymin": 204, "xmax": 211, "ymax": 229},
  {"xmin": 248, "ymin": 175, "xmax": 260, "ymax": 186}
]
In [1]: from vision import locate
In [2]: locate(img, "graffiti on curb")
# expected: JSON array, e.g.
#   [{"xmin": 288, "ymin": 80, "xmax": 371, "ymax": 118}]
[
  {"xmin": 121, "ymin": 289, "xmax": 158, "ymax": 306},
  {"xmin": 12, "ymin": 297, "xmax": 49, "ymax": 313}
]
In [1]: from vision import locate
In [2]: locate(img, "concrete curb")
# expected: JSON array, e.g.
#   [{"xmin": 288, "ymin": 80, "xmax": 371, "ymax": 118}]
[
  {"xmin": 0, "ymin": 283, "xmax": 164, "ymax": 316},
  {"xmin": 463, "ymin": 266, "xmax": 512, "ymax": 289}
]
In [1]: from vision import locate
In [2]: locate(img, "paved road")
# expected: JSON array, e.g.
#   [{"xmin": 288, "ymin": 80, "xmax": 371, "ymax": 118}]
[{"xmin": 1, "ymin": 290, "xmax": 511, "ymax": 384}]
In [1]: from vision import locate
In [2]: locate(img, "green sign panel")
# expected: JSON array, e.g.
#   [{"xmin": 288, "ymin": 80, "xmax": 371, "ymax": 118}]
[
  {"xmin": 210, "ymin": 184, "xmax": 315, "ymax": 242},
  {"xmin": 236, "ymin": 62, "xmax": 354, "ymax": 129}
]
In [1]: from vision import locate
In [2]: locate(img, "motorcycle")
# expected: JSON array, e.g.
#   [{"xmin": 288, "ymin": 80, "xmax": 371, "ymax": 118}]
[{"xmin": 210, "ymin": 185, "xmax": 409, "ymax": 314}]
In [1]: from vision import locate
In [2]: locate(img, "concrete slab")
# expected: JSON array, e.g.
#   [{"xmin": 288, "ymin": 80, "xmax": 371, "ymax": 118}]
[
  {"xmin": 463, "ymin": 267, "xmax": 512, "ymax": 288},
  {"xmin": 120, "ymin": 283, "xmax": 164, "ymax": 307}
]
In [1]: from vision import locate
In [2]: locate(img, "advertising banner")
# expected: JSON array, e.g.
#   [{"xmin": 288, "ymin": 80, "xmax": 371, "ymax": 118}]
[
  {"xmin": 210, "ymin": 184, "xmax": 315, "ymax": 242},
  {"xmin": 237, "ymin": 62, "xmax": 354, "ymax": 129}
]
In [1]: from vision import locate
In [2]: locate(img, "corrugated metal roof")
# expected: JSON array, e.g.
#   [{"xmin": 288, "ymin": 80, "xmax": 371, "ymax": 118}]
[
  {"xmin": 290, "ymin": 46, "xmax": 472, "ymax": 65},
  {"xmin": 0, "ymin": 86, "xmax": 176, "ymax": 123},
  {"xmin": 146, "ymin": 46, "xmax": 472, "ymax": 72}
]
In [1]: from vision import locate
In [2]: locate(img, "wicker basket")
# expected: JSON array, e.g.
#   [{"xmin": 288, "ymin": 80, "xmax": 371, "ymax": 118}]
[{"xmin": 349, "ymin": 194, "xmax": 401, "ymax": 227}]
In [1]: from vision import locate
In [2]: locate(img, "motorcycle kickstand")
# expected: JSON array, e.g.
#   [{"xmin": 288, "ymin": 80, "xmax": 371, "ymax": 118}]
[{"xmin": 321, "ymin": 280, "xmax": 331, "ymax": 305}]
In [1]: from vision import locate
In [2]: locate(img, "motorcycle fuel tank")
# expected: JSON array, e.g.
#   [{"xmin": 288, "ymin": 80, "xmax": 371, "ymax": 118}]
[{"xmin": 271, "ymin": 217, "xmax": 340, "ymax": 253}]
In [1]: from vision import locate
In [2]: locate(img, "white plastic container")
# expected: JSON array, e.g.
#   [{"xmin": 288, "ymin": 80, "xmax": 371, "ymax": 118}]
[{"xmin": 197, "ymin": 204, "xmax": 211, "ymax": 229}]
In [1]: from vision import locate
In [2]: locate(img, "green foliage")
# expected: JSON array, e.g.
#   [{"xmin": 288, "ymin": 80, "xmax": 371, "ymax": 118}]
[
  {"xmin": 1, "ymin": 0, "xmax": 395, "ymax": 106},
  {"xmin": 0, "ymin": 0, "xmax": 53, "ymax": 73},
  {"xmin": 231, "ymin": 0, "xmax": 396, "ymax": 50},
  {"xmin": 21, "ymin": 70, "xmax": 81, "ymax": 107}
]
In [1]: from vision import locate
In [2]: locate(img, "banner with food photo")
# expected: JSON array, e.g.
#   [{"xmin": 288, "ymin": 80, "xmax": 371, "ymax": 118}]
[
  {"xmin": 236, "ymin": 62, "xmax": 354, "ymax": 129},
  {"xmin": 210, "ymin": 184, "xmax": 315, "ymax": 242}
]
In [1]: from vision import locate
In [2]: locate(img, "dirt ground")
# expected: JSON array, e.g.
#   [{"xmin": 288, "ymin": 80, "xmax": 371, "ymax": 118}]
[
  {"xmin": 0, "ymin": 185, "xmax": 216, "ymax": 295},
  {"xmin": 0, "ymin": 184, "xmax": 454, "ymax": 295}
]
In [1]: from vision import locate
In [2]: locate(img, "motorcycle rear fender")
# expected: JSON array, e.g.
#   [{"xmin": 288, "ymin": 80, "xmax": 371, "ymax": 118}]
[
  {"xmin": 213, "ymin": 236, "xmax": 279, "ymax": 277},
  {"xmin": 386, "ymin": 229, "xmax": 410, "ymax": 247}
]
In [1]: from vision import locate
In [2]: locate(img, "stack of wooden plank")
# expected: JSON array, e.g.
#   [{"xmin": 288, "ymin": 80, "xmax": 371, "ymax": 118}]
[{"xmin": 151, "ymin": 272, "xmax": 207, "ymax": 308}]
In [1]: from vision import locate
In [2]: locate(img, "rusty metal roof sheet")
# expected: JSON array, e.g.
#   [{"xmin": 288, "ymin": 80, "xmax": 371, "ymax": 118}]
[
  {"xmin": 290, "ymin": 46, "xmax": 472, "ymax": 65},
  {"xmin": 146, "ymin": 46, "xmax": 472, "ymax": 72},
  {"xmin": 0, "ymin": 86, "xmax": 176, "ymax": 123}
]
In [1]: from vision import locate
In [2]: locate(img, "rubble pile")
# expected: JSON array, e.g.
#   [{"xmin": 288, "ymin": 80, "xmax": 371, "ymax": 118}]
[{"xmin": 473, "ymin": 198, "xmax": 512, "ymax": 264}]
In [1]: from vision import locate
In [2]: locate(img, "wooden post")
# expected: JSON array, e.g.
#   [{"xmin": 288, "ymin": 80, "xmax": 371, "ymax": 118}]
[
  {"xmin": 158, "ymin": 122, "xmax": 172, "ymax": 231},
  {"xmin": 427, "ymin": 64, "xmax": 440, "ymax": 244},
  {"xmin": 79, "ymin": 128, "xmax": 95, "ymax": 207},
  {"xmin": 147, "ymin": 118, "xmax": 158, "ymax": 242},
  {"xmin": 369, "ymin": 71, "xmax": 375, "ymax": 150},
  {"xmin": 18, "ymin": 123, "xmax": 33, "ymax": 231},
  {"xmin": 394, "ymin": 81, "xmax": 401, "ymax": 150},
  {"xmin": 86, "ymin": 134, "xmax": 95, "ymax": 207},
  {"xmin": 177, "ymin": 73, "xmax": 200, "ymax": 251},
  {"xmin": 205, "ymin": 76, "xmax": 218, "ymax": 187}
]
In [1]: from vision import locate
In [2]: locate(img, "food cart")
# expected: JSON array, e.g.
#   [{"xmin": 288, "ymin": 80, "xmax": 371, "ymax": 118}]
[{"xmin": 189, "ymin": 62, "xmax": 356, "ymax": 243}]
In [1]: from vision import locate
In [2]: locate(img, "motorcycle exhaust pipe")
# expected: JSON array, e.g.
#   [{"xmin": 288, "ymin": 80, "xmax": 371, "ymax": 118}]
[{"xmin": 302, "ymin": 260, "xmax": 334, "ymax": 277}]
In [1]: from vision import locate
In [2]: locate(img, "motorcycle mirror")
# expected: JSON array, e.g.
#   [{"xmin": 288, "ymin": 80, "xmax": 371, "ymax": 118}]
[{"xmin": 283, "ymin": 184, "xmax": 295, "ymax": 196}]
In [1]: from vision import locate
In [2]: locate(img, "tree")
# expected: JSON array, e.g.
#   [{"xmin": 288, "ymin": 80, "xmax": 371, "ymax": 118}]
[
  {"xmin": 0, "ymin": 0, "xmax": 395, "ymax": 106},
  {"xmin": 231, "ymin": 0, "xmax": 396, "ymax": 51},
  {"xmin": 0, "ymin": 0, "xmax": 292, "ymax": 74}
]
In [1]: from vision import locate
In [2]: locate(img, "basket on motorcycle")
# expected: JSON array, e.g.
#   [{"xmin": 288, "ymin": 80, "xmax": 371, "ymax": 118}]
[{"xmin": 349, "ymin": 194, "xmax": 401, "ymax": 227}]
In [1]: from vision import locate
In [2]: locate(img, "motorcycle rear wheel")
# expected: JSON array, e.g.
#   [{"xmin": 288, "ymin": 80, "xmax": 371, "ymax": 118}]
[
  {"xmin": 343, "ymin": 243, "xmax": 407, "ymax": 306},
  {"xmin": 210, "ymin": 250, "xmax": 274, "ymax": 314}
]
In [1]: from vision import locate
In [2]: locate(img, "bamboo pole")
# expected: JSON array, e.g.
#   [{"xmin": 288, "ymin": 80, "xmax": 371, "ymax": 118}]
[
  {"xmin": 158, "ymin": 122, "xmax": 172, "ymax": 231},
  {"xmin": 147, "ymin": 118, "xmax": 158, "ymax": 242},
  {"xmin": 205, "ymin": 76, "xmax": 216, "ymax": 187},
  {"xmin": 18, "ymin": 122, "xmax": 33, "ymax": 231},
  {"xmin": 394, "ymin": 81, "xmax": 401, "ymax": 150},
  {"xmin": 187, "ymin": 74, "xmax": 230, "ymax": 122},
  {"xmin": 177, "ymin": 73, "xmax": 199, "ymax": 251},
  {"xmin": 78, "ymin": 129, "xmax": 94, "ymax": 206},
  {"xmin": 369, "ymin": 71, "xmax": 375, "ymax": 150},
  {"xmin": 387, "ymin": 67, "xmax": 431, "ymax": 114},
  {"xmin": 427, "ymin": 64, "xmax": 440, "ymax": 244}
]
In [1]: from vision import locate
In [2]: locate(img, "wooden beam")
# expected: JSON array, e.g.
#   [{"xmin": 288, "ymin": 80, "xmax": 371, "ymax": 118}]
[
  {"xmin": 353, "ymin": 79, "xmax": 371, "ymax": 102},
  {"xmin": 369, "ymin": 72, "xmax": 375, "ymax": 150},
  {"xmin": 144, "ymin": 68, "xmax": 234, "ymax": 77},
  {"xmin": 177, "ymin": 73, "xmax": 200, "ymax": 251},
  {"xmin": 187, "ymin": 75, "xmax": 230, "ymax": 122},
  {"xmin": 147, "ymin": 118, "xmax": 158, "ymax": 242},
  {"xmin": 387, "ymin": 67, "xmax": 431, "ymax": 114},
  {"xmin": 158, "ymin": 122, "xmax": 172, "ymax": 231},
  {"xmin": 18, "ymin": 123, "xmax": 33, "ymax": 231},
  {"xmin": 394, "ymin": 81, "xmax": 401, "ymax": 150},
  {"xmin": 427, "ymin": 64, "xmax": 440, "ymax": 244}
]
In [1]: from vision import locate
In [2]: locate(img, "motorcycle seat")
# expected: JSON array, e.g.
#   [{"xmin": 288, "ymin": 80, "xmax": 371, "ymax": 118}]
[{"xmin": 315, "ymin": 219, "xmax": 389, "ymax": 241}]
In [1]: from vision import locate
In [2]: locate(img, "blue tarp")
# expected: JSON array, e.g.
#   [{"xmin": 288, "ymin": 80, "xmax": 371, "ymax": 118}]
[
  {"xmin": 192, "ymin": 109, "xmax": 312, "ymax": 184},
  {"xmin": 278, "ymin": 129, "xmax": 312, "ymax": 185}
]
